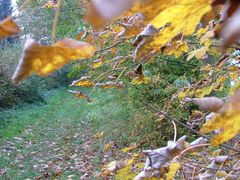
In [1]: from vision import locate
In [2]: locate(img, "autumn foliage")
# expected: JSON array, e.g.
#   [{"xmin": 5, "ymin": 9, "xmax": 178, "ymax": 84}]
[{"xmin": 1, "ymin": 0, "xmax": 240, "ymax": 179}]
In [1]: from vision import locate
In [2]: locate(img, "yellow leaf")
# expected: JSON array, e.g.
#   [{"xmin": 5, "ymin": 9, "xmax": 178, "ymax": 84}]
[
  {"xmin": 132, "ymin": 76, "xmax": 150, "ymax": 85},
  {"xmin": 201, "ymin": 64, "xmax": 212, "ymax": 71},
  {"xmin": 91, "ymin": 0, "xmax": 211, "ymax": 60},
  {"xmin": 91, "ymin": 59, "xmax": 104, "ymax": 69},
  {"xmin": 151, "ymin": 0, "xmax": 211, "ymax": 32},
  {"xmin": 191, "ymin": 110, "xmax": 204, "ymax": 117},
  {"xmin": 213, "ymin": 76, "xmax": 227, "ymax": 91},
  {"xmin": 69, "ymin": 76, "xmax": 94, "ymax": 87},
  {"xmin": 211, "ymin": 149, "xmax": 221, "ymax": 157},
  {"xmin": 164, "ymin": 41, "xmax": 189, "ymax": 58},
  {"xmin": 125, "ymin": 158, "xmax": 134, "ymax": 166},
  {"xmin": 115, "ymin": 164, "xmax": 139, "ymax": 180},
  {"xmin": 147, "ymin": 0, "xmax": 211, "ymax": 56},
  {"xmin": 121, "ymin": 144, "xmax": 136, "ymax": 153},
  {"xmin": 195, "ymin": 85, "xmax": 213, "ymax": 98},
  {"xmin": 178, "ymin": 91, "xmax": 187, "ymax": 100},
  {"xmin": 103, "ymin": 143, "xmax": 112, "ymax": 152},
  {"xmin": 229, "ymin": 81, "xmax": 240, "ymax": 95},
  {"xmin": 228, "ymin": 66, "xmax": 239, "ymax": 72},
  {"xmin": 42, "ymin": 0, "xmax": 57, "ymax": 8},
  {"xmin": 195, "ymin": 27, "xmax": 208, "ymax": 38},
  {"xmin": 229, "ymin": 72, "xmax": 238, "ymax": 80},
  {"xmin": 68, "ymin": 90, "xmax": 91, "ymax": 102},
  {"xmin": 200, "ymin": 30, "xmax": 214, "ymax": 47},
  {"xmin": 12, "ymin": 38, "xmax": 96, "ymax": 85},
  {"xmin": 187, "ymin": 47, "xmax": 208, "ymax": 61},
  {"xmin": 216, "ymin": 171, "xmax": 227, "ymax": 178},
  {"xmin": 200, "ymin": 91, "xmax": 240, "ymax": 146},
  {"xmin": 94, "ymin": 131, "xmax": 105, "ymax": 138},
  {"xmin": 0, "ymin": 17, "xmax": 20, "ymax": 39},
  {"xmin": 166, "ymin": 162, "xmax": 180, "ymax": 180}
]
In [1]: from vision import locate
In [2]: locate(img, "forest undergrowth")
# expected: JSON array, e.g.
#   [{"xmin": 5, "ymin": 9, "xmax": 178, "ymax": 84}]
[{"xmin": 0, "ymin": 87, "xmax": 152, "ymax": 179}]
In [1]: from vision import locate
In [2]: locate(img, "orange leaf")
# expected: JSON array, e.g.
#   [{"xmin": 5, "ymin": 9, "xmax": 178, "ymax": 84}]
[
  {"xmin": 68, "ymin": 90, "xmax": 91, "ymax": 102},
  {"xmin": 0, "ymin": 17, "xmax": 20, "ymax": 39}
]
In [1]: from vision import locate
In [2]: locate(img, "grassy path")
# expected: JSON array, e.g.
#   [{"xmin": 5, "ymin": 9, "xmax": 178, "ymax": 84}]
[{"xmin": 0, "ymin": 88, "xmax": 134, "ymax": 179}]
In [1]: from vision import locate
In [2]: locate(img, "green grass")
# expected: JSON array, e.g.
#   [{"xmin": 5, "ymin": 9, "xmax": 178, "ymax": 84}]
[{"xmin": 0, "ymin": 87, "xmax": 136, "ymax": 179}]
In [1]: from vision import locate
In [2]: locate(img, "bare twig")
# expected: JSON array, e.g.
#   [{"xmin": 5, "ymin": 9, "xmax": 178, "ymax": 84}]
[
  {"xmin": 179, "ymin": 143, "xmax": 210, "ymax": 157},
  {"xmin": 95, "ymin": 40, "xmax": 124, "ymax": 53},
  {"xmin": 187, "ymin": 41, "xmax": 240, "ymax": 50},
  {"xmin": 171, "ymin": 120, "xmax": 177, "ymax": 142},
  {"xmin": 115, "ymin": 67, "xmax": 127, "ymax": 83},
  {"xmin": 139, "ymin": 100, "xmax": 240, "ymax": 153},
  {"xmin": 18, "ymin": 0, "xmax": 31, "ymax": 12},
  {"xmin": 51, "ymin": 0, "xmax": 62, "ymax": 44},
  {"xmin": 184, "ymin": 161, "xmax": 240, "ymax": 172}
]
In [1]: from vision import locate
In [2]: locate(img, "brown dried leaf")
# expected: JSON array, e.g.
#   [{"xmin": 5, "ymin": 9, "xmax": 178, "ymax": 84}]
[
  {"xmin": 200, "ymin": 91, "xmax": 240, "ymax": 145},
  {"xmin": 221, "ymin": 6, "xmax": 240, "ymax": 50},
  {"xmin": 86, "ymin": 0, "xmax": 136, "ymax": 28},
  {"xmin": 68, "ymin": 90, "xmax": 92, "ymax": 102},
  {"xmin": 190, "ymin": 97, "xmax": 225, "ymax": 113},
  {"xmin": 117, "ymin": 13, "xmax": 145, "ymax": 37}
]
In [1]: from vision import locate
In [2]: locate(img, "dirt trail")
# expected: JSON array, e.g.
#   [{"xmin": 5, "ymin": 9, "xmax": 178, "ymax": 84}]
[
  {"xmin": 0, "ymin": 118, "xmax": 100, "ymax": 179},
  {"xmin": 0, "ymin": 90, "xmax": 104, "ymax": 179}
]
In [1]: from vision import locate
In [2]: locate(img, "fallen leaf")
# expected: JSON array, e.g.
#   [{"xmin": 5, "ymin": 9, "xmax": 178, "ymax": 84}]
[
  {"xmin": 107, "ymin": 161, "xmax": 117, "ymax": 171},
  {"xmin": 121, "ymin": 144, "xmax": 136, "ymax": 153},
  {"xmin": 103, "ymin": 143, "xmax": 112, "ymax": 152},
  {"xmin": 94, "ymin": 131, "xmax": 105, "ymax": 138},
  {"xmin": 165, "ymin": 162, "xmax": 180, "ymax": 180}
]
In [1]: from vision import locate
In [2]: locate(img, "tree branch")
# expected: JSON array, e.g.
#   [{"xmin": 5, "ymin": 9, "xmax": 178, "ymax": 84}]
[
  {"xmin": 139, "ymin": 100, "xmax": 240, "ymax": 153},
  {"xmin": 95, "ymin": 40, "xmax": 124, "ymax": 53}
]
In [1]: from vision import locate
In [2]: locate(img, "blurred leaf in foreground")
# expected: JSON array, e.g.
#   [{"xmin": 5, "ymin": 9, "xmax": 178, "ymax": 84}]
[
  {"xmin": 200, "ymin": 91, "xmax": 240, "ymax": 145},
  {"xmin": 0, "ymin": 17, "xmax": 20, "ymax": 39},
  {"xmin": 12, "ymin": 38, "xmax": 96, "ymax": 85}
]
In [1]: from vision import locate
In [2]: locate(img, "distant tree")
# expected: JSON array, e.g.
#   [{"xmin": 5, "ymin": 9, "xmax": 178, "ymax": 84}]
[{"xmin": 0, "ymin": 0, "xmax": 13, "ymax": 20}]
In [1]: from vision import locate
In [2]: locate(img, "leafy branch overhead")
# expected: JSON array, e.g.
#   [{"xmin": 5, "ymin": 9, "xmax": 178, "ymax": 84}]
[{"xmin": 0, "ymin": 0, "xmax": 240, "ymax": 179}]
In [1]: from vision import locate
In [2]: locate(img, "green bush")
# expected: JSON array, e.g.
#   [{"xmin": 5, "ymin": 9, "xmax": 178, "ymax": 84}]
[{"xmin": 125, "ymin": 55, "xmax": 202, "ymax": 147}]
